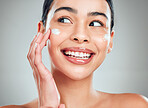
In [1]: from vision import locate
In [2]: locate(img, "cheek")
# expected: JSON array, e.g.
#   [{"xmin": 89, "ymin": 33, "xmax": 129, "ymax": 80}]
[
  {"xmin": 48, "ymin": 27, "xmax": 71, "ymax": 50},
  {"xmin": 90, "ymin": 28, "xmax": 110, "ymax": 50},
  {"xmin": 49, "ymin": 29, "xmax": 63, "ymax": 49},
  {"xmin": 93, "ymin": 34, "xmax": 109, "ymax": 52},
  {"xmin": 104, "ymin": 34, "xmax": 111, "ymax": 46}
]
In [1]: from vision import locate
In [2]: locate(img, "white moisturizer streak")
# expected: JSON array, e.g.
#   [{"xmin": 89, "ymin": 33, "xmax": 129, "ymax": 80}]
[
  {"xmin": 52, "ymin": 29, "xmax": 60, "ymax": 35},
  {"xmin": 104, "ymin": 34, "xmax": 110, "ymax": 46}
]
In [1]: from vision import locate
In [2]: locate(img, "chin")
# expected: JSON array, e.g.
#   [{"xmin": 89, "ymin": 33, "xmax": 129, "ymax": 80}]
[
  {"xmin": 51, "ymin": 58, "xmax": 97, "ymax": 81},
  {"xmin": 63, "ymin": 66, "xmax": 94, "ymax": 80}
]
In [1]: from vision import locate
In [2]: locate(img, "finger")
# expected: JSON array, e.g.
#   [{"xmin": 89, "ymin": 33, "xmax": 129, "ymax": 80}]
[
  {"xmin": 29, "ymin": 32, "xmax": 43, "ymax": 65},
  {"xmin": 36, "ymin": 32, "xmax": 43, "ymax": 44},
  {"xmin": 27, "ymin": 35, "xmax": 37, "ymax": 68},
  {"xmin": 34, "ymin": 43, "xmax": 52, "ymax": 79},
  {"xmin": 28, "ymin": 43, "xmax": 40, "ymax": 84},
  {"xmin": 27, "ymin": 36, "xmax": 40, "ymax": 92},
  {"xmin": 59, "ymin": 104, "xmax": 65, "ymax": 108},
  {"xmin": 29, "ymin": 42, "xmax": 37, "ymax": 68},
  {"xmin": 29, "ymin": 35, "xmax": 37, "ymax": 54},
  {"xmin": 34, "ymin": 43, "xmax": 60, "ymax": 106},
  {"xmin": 29, "ymin": 43, "xmax": 40, "ymax": 88},
  {"xmin": 27, "ymin": 35, "xmax": 37, "ymax": 60},
  {"xmin": 40, "ymin": 28, "xmax": 51, "ymax": 50}
]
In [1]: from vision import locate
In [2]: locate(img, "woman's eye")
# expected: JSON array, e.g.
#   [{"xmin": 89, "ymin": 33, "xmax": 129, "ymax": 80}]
[
  {"xmin": 89, "ymin": 21, "xmax": 103, "ymax": 27},
  {"xmin": 58, "ymin": 17, "xmax": 71, "ymax": 23}
]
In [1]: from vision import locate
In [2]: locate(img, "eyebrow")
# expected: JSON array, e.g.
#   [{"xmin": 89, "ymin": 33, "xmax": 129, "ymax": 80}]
[
  {"xmin": 54, "ymin": 7, "xmax": 108, "ymax": 19},
  {"xmin": 54, "ymin": 7, "xmax": 77, "ymax": 14},
  {"xmin": 88, "ymin": 12, "xmax": 108, "ymax": 19}
]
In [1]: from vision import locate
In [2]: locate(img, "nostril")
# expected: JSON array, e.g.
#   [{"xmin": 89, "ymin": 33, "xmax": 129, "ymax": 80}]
[
  {"xmin": 84, "ymin": 40, "xmax": 88, "ymax": 42},
  {"xmin": 74, "ymin": 38, "xmax": 78, "ymax": 41}
]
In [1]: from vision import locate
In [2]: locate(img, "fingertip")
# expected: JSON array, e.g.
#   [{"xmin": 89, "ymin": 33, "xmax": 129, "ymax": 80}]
[{"xmin": 59, "ymin": 104, "xmax": 65, "ymax": 108}]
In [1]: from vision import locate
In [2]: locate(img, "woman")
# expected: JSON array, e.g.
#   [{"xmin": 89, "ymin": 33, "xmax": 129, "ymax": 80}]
[{"xmin": 2, "ymin": 0, "xmax": 148, "ymax": 108}]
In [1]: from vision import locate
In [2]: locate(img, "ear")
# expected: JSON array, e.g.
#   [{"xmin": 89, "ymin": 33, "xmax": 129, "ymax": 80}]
[
  {"xmin": 37, "ymin": 21, "xmax": 45, "ymax": 34},
  {"xmin": 107, "ymin": 30, "xmax": 115, "ymax": 54}
]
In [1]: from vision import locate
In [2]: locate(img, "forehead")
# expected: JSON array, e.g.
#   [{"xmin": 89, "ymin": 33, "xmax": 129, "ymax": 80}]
[{"xmin": 52, "ymin": 0, "xmax": 111, "ymax": 17}]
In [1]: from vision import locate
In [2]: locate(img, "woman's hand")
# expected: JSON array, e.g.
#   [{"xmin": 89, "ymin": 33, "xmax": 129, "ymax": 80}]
[{"xmin": 27, "ymin": 29, "xmax": 65, "ymax": 108}]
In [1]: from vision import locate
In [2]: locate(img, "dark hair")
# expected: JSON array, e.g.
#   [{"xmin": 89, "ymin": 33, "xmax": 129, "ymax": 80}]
[{"xmin": 41, "ymin": 0, "xmax": 114, "ymax": 31}]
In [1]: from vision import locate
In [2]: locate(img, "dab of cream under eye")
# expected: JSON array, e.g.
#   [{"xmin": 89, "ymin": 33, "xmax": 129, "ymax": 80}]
[{"xmin": 52, "ymin": 29, "xmax": 60, "ymax": 35}]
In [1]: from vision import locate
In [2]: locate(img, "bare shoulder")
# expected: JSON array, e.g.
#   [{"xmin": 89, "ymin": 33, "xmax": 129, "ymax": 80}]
[
  {"xmin": 0, "ymin": 98, "xmax": 38, "ymax": 108},
  {"xmin": 114, "ymin": 93, "xmax": 148, "ymax": 108}
]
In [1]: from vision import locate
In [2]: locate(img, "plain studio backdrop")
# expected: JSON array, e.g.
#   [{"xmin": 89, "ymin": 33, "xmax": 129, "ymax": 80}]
[{"xmin": 0, "ymin": 0, "xmax": 148, "ymax": 106}]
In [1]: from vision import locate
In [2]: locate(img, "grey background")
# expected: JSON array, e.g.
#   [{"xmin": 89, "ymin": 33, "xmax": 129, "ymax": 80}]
[{"xmin": 0, "ymin": 0, "xmax": 148, "ymax": 106}]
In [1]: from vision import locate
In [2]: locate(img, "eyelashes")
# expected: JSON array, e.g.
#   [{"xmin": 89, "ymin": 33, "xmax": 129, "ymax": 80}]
[
  {"xmin": 57, "ymin": 17, "xmax": 104, "ymax": 27},
  {"xmin": 57, "ymin": 17, "xmax": 72, "ymax": 24},
  {"xmin": 89, "ymin": 20, "xmax": 104, "ymax": 27}
]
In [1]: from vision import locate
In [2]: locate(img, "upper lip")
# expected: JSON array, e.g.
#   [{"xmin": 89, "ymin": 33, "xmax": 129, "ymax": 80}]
[{"xmin": 61, "ymin": 47, "xmax": 95, "ymax": 54}]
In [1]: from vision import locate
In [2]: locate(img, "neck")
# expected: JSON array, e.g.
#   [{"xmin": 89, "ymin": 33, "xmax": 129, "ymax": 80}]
[{"xmin": 51, "ymin": 66, "xmax": 98, "ymax": 108}]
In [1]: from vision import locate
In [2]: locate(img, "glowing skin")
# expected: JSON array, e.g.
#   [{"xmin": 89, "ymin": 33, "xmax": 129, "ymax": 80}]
[
  {"xmin": 44, "ymin": 1, "xmax": 114, "ymax": 107},
  {"xmin": 23, "ymin": 0, "xmax": 148, "ymax": 107},
  {"xmin": 45, "ymin": 0, "xmax": 114, "ymax": 81}
]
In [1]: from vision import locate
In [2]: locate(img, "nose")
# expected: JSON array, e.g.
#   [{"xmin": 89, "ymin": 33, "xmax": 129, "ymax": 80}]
[
  {"xmin": 71, "ymin": 35, "xmax": 89, "ymax": 43},
  {"xmin": 70, "ymin": 26, "xmax": 90, "ymax": 44}
]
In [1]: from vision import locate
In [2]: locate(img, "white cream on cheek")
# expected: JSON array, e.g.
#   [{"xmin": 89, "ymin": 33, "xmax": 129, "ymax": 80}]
[
  {"xmin": 104, "ymin": 34, "xmax": 110, "ymax": 46},
  {"xmin": 104, "ymin": 20, "xmax": 110, "ymax": 45},
  {"xmin": 52, "ymin": 29, "xmax": 61, "ymax": 35},
  {"xmin": 103, "ymin": 8, "xmax": 111, "ymax": 47}
]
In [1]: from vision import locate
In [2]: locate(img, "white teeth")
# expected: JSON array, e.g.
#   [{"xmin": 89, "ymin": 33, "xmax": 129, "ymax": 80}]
[
  {"xmin": 65, "ymin": 51, "xmax": 69, "ymax": 55},
  {"xmin": 69, "ymin": 51, "xmax": 71, "ymax": 55},
  {"xmin": 86, "ymin": 53, "xmax": 90, "ymax": 57},
  {"xmin": 71, "ymin": 51, "xmax": 75, "ymax": 56},
  {"xmin": 75, "ymin": 52, "xmax": 79, "ymax": 56},
  {"xmin": 64, "ymin": 51, "xmax": 92, "ymax": 59},
  {"xmin": 80, "ymin": 52, "xmax": 83, "ymax": 58}
]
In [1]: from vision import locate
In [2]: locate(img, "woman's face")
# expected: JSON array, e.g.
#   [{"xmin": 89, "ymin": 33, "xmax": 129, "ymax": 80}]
[{"xmin": 46, "ymin": 0, "xmax": 114, "ymax": 80}]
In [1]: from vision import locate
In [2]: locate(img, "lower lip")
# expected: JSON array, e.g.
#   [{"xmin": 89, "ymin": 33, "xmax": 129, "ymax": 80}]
[{"xmin": 62, "ymin": 53, "xmax": 94, "ymax": 65}]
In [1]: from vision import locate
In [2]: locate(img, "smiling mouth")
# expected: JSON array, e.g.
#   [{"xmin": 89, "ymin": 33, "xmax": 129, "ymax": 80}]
[{"xmin": 61, "ymin": 47, "xmax": 95, "ymax": 64}]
